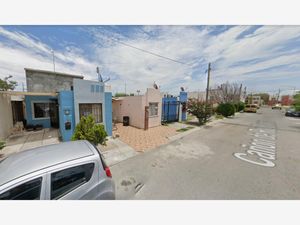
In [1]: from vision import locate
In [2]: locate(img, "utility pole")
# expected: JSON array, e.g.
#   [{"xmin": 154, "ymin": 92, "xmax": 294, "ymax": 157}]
[
  {"xmin": 205, "ymin": 62, "xmax": 211, "ymax": 123},
  {"xmin": 205, "ymin": 62, "xmax": 211, "ymax": 106},
  {"xmin": 124, "ymin": 82, "xmax": 127, "ymax": 95},
  {"xmin": 277, "ymin": 88, "xmax": 281, "ymax": 103},
  {"xmin": 51, "ymin": 49, "xmax": 55, "ymax": 72}
]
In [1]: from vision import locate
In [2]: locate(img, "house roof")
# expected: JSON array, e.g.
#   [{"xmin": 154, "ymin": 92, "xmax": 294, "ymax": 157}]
[
  {"xmin": 24, "ymin": 68, "xmax": 84, "ymax": 79},
  {"xmin": 0, "ymin": 91, "xmax": 58, "ymax": 96}
]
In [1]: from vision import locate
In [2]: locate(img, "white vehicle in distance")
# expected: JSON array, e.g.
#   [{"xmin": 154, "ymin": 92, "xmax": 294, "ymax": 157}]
[{"xmin": 272, "ymin": 104, "xmax": 282, "ymax": 110}]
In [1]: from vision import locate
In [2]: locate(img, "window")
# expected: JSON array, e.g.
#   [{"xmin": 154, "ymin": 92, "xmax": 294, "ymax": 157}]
[
  {"xmin": 149, "ymin": 102, "xmax": 159, "ymax": 116},
  {"xmin": 33, "ymin": 102, "xmax": 50, "ymax": 119},
  {"xmin": 51, "ymin": 163, "xmax": 95, "ymax": 200},
  {"xmin": 0, "ymin": 177, "xmax": 42, "ymax": 200},
  {"xmin": 95, "ymin": 85, "xmax": 100, "ymax": 93},
  {"xmin": 79, "ymin": 103, "xmax": 103, "ymax": 123}
]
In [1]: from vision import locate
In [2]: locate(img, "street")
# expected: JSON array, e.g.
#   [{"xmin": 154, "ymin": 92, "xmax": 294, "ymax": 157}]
[{"xmin": 111, "ymin": 107, "xmax": 300, "ymax": 199}]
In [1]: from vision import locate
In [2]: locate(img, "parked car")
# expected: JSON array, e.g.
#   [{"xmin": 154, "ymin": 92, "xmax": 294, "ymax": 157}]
[
  {"xmin": 244, "ymin": 104, "xmax": 257, "ymax": 113},
  {"xmin": 285, "ymin": 108, "xmax": 300, "ymax": 117},
  {"xmin": 0, "ymin": 140, "xmax": 115, "ymax": 200},
  {"xmin": 272, "ymin": 104, "xmax": 282, "ymax": 110}
]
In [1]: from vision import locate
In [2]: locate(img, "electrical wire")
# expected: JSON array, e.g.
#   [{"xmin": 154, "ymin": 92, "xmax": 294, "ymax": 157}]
[{"xmin": 110, "ymin": 38, "xmax": 191, "ymax": 66}]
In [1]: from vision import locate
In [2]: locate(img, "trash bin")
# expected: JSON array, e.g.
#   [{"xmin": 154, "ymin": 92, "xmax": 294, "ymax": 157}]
[{"xmin": 123, "ymin": 116, "xmax": 129, "ymax": 126}]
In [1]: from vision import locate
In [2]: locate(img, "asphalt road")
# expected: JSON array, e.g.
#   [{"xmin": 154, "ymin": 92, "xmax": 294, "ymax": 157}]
[{"xmin": 111, "ymin": 107, "xmax": 300, "ymax": 199}]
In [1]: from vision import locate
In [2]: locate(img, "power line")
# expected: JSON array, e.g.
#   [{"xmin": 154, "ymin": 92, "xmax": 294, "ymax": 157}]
[{"xmin": 110, "ymin": 38, "xmax": 190, "ymax": 66}]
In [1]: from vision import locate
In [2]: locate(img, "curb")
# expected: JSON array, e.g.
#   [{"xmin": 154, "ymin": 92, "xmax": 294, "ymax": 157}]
[{"xmin": 167, "ymin": 117, "xmax": 223, "ymax": 142}]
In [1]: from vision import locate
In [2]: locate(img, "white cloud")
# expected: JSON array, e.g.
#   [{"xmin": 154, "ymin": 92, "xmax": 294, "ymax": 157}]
[
  {"xmin": 0, "ymin": 27, "xmax": 100, "ymax": 90},
  {"xmin": 0, "ymin": 25, "xmax": 300, "ymax": 95}
]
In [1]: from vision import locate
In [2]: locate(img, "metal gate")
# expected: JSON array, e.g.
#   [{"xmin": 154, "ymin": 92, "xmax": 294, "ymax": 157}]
[{"xmin": 161, "ymin": 100, "xmax": 180, "ymax": 122}]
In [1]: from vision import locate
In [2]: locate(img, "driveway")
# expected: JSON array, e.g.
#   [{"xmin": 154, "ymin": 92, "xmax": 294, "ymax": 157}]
[
  {"xmin": 113, "ymin": 123, "xmax": 177, "ymax": 152},
  {"xmin": 1, "ymin": 128, "xmax": 60, "ymax": 157},
  {"xmin": 111, "ymin": 107, "xmax": 300, "ymax": 199}
]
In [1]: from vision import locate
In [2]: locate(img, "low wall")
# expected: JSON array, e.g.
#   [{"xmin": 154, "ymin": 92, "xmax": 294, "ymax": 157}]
[{"xmin": 0, "ymin": 93, "xmax": 13, "ymax": 139}]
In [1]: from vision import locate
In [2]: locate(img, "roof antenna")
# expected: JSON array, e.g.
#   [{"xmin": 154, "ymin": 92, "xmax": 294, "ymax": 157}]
[
  {"xmin": 96, "ymin": 66, "xmax": 103, "ymax": 82},
  {"xmin": 96, "ymin": 66, "xmax": 110, "ymax": 83}
]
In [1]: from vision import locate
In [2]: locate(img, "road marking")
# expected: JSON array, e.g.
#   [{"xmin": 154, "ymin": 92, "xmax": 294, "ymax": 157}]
[{"xmin": 234, "ymin": 128, "xmax": 276, "ymax": 167}]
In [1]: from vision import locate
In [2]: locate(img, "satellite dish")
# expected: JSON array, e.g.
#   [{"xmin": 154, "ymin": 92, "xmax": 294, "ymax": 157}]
[
  {"xmin": 180, "ymin": 87, "xmax": 185, "ymax": 92},
  {"xmin": 153, "ymin": 82, "xmax": 158, "ymax": 89}
]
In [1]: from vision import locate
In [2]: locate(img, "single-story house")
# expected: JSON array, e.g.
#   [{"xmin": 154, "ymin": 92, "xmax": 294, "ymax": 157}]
[
  {"xmin": 112, "ymin": 88, "xmax": 162, "ymax": 130},
  {"xmin": 112, "ymin": 88, "xmax": 188, "ymax": 130}
]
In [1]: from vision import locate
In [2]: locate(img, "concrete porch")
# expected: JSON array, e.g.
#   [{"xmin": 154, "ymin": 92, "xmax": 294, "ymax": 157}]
[{"xmin": 1, "ymin": 128, "xmax": 60, "ymax": 157}]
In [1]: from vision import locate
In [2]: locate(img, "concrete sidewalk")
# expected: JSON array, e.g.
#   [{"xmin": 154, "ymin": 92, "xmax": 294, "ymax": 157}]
[
  {"xmin": 103, "ymin": 116, "xmax": 225, "ymax": 167},
  {"xmin": 97, "ymin": 138, "xmax": 139, "ymax": 166}
]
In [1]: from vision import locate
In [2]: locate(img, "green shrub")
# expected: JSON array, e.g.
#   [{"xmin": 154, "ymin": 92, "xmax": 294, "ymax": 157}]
[
  {"xmin": 234, "ymin": 101, "xmax": 245, "ymax": 112},
  {"xmin": 72, "ymin": 115, "xmax": 107, "ymax": 145},
  {"xmin": 215, "ymin": 114, "xmax": 224, "ymax": 120},
  {"xmin": 217, "ymin": 103, "xmax": 236, "ymax": 117},
  {"xmin": 187, "ymin": 99, "xmax": 212, "ymax": 125},
  {"xmin": 0, "ymin": 141, "xmax": 5, "ymax": 150}
]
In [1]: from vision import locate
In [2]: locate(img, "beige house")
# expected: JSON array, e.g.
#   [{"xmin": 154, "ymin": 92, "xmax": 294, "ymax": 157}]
[{"xmin": 112, "ymin": 88, "xmax": 162, "ymax": 130}]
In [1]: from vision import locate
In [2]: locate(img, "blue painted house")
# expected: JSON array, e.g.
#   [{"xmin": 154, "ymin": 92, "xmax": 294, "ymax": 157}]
[{"xmin": 24, "ymin": 68, "xmax": 112, "ymax": 141}]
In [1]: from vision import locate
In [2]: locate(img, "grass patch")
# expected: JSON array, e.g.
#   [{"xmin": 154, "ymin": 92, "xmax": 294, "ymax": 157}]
[
  {"xmin": 176, "ymin": 126, "xmax": 195, "ymax": 132},
  {"xmin": 187, "ymin": 114, "xmax": 196, "ymax": 121},
  {"xmin": 215, "ymin": 114, "xmax": 224, "ymax": 120}
]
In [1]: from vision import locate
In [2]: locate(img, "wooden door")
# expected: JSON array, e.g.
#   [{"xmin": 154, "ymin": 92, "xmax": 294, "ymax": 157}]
[{"xmin": 144, "ymin": 106, "xmax": 149, "ymax": 130}]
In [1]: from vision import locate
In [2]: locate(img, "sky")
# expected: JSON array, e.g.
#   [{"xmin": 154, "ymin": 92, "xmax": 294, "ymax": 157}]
[{"xmin": 0, "ymin": 25, "xmax": 299, "ymax": 96}]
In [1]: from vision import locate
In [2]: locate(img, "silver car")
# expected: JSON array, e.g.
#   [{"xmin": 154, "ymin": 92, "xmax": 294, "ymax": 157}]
[{"xmin": 0, "ymin": 140, "xmax": 115, "ymax": 200}]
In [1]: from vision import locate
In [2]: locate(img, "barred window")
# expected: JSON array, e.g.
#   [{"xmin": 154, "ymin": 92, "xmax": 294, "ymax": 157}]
[
  {"xmin": 149, "ymin": 102, "xmax": 159, "ymax": 116},
  {"xmin": 79, "ymin": 103, "xmax": 103, "ymax": 123},
  {"xmin": 33, "ymin": 102, "xmax": 50, "ymax": 119}
]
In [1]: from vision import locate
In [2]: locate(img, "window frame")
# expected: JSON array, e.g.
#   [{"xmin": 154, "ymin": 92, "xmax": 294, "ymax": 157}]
[
  {"xmin": 78, "ymin": 103, "xmax": 103, "ymax": 123},
  {"xmin": 0, "ymin": 176, "xmax": 44, "ymax": 200},
  {"xmin": 31, "ymin": 101, "xmax": 51, "ymax": 120},
  {"xmin": 49, "ymin": 163, "xmax": 95, "ymax": 200},
  {"xmin": 149, "ymin": 102, "xmax": 159, "ymax": 117}
]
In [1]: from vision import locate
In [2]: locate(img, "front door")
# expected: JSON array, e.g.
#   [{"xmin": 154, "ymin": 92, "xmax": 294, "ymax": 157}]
[
  {"xmin": 11, "ymin": 101, "xmax": 24, "ymax": 125},
  {"xmin": 49, "ymin": 101, "xmax": 59, "ymax": 128},
  {"xmin": 144, "ymin": 106, "xmax": 149, "ymax": 130}
]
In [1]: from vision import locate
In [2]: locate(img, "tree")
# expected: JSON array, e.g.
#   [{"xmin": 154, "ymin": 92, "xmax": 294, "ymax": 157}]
[
  {"xmin": 210, "ymin": 82, "xmax": 244, "ymax": 104},
  {"xmin": 187, "ymin": 99, "xmax": 212, "ymax": 125},
  {"xmin": 114, "ymin": 92, "xmax": 128, "ymax": 97},
  {"xmin": 293, "ymin": 91, "xmax": 300, "ymax": 111},
  {"xmin": 0, "ymin": 75, "xmax": 18, "ymax": 91},
  {"xmin": 72, "ymin": 115, "xmax": 107, "ymax": 145}
]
